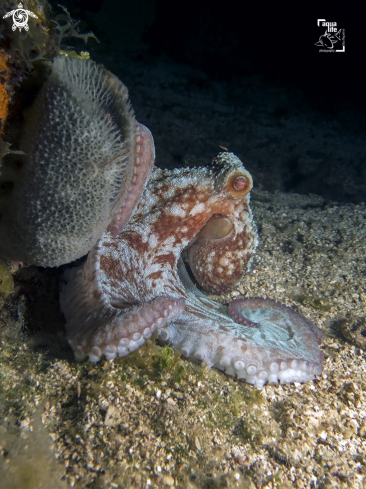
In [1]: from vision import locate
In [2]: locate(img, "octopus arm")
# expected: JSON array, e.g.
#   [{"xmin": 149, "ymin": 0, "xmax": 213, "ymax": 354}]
[
  {"xmin": 61, "ymin": 259, "xmax": 185, "ymax": 362},
  {"xmin": 158, "ymin": 261, "xmax": 325, "ymax": 389}
]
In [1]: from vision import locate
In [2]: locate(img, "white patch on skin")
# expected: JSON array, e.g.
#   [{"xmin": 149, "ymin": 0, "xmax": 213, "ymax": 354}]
[
  {"xmin": 189, "ymin": 203, "xmax": 205, "ymax": 216},
  {"xmin": 149, "ymin": 234, "xmax": 157, "ymax": 248},
  {"xmin": 170, "ymin": 204, "xmax": 186, "ymax": 217},
  {"xmin": 227, "ymin": 263, "xmax": 235, "ymax": 275},
  {"xmin": 220, "ymin": 257, "xmax": 229, "ymax": 266},
  {"xmin": 161, "ymin": 236, "xmax": 176, "ymax": 250}
]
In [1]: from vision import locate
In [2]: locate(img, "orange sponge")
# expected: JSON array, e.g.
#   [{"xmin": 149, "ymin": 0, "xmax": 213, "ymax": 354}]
[{"xmin": 0, "ymin": 50, "xmax": 12, "ymax": 138}]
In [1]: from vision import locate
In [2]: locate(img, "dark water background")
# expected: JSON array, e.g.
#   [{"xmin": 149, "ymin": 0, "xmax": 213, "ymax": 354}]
[{"xmin": 46, "ymin": 0, "xmax": 365, "ymax": 204}]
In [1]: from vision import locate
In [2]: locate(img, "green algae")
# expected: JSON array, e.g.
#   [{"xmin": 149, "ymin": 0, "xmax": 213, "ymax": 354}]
[
  {"xmin": 0, "ymin": 259, "xmax": 13, "ymax": 300},
  {"xmin": 234, "ymin": 417, "xmax": 264, "ymax": 446},
  {"xmin": 292, "ymin": 294, "xmax": 332, "ymax": 312},
  {"xmin": 152, "ymin": 346, "xmax": 175, "ymax": 371},
  {"xmin": 63, "ymin": 51, "xmax": 91, "ymax": 60}
]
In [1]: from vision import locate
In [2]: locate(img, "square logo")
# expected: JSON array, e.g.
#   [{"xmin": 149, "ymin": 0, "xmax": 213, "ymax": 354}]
[{"xmin": 315, "ymin": 20, "xmax": 345, "ymax": 52}]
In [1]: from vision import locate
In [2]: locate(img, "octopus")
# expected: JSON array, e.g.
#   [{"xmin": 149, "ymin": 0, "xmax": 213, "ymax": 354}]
[{"xmin": 0, "ymin": 56, "xmax": 325, "ymax": 388}]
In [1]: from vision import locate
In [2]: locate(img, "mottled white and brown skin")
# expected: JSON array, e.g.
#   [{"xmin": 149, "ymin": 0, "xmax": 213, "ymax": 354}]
[{"xmin": 61, "ymin": 152, "xmax": 325, "ymax": 388}]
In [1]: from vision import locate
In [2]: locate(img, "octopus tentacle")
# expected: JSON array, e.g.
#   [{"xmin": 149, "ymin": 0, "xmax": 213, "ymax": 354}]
[
  {"xmin": 108, "ymin": 122, "xmax": 154, "ymax": 236},
  {"xmin": 159, "ymin": 263, "xmax": 325, "ymax": 389},
  {"xmin": 227, "ymin": 301, "xmax": 260, "ymax": 328},
  {"xmin": 61, "ymin": 258, "xmax": 185, "ymax": 362},
  {"xmin": 228, "ymin": 297, "xmax": 325, "ymax": 346},
  {"xmin": 64, "ymin": 293, "xmax": 185, "ymax": 362},
  {"xmin": 161, "ymin": 302, "xmax": 324, "ymax": 388}
]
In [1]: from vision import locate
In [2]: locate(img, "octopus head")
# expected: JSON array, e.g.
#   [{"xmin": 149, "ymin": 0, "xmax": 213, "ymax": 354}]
[{"xmin": 188, "ymin": 152, "xmax": 258, "ymax": 295}]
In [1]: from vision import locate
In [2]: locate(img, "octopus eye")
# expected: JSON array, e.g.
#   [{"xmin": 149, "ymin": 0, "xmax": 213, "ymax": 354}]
[{"xmin": 233, "ymin": 175, "xmax": 248, "ymax": 191}]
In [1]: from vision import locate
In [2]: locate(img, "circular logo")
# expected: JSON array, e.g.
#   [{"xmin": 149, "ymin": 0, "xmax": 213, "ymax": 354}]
[{"xmin": 12, "ymin": 8, "xmax": 29, "ymax": 31}]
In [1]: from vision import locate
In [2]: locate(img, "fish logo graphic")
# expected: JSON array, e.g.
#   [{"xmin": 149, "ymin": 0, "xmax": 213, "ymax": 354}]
[
  {"xmin": 315, "ymin": 29, "xmax": 342, "ymax": 49},
  {"xmin": 2, "ymin": 3, "xmax": 38, "ymax": 32}
]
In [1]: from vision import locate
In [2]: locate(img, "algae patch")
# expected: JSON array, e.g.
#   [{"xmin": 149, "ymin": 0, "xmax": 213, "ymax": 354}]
[
  {"xmin": 292, "ymin": 294, "xmax": 332, "ymax": 312},
  {"xmin": 0, "ymin": 259, "xmax": 13, "ymax": 300}
]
